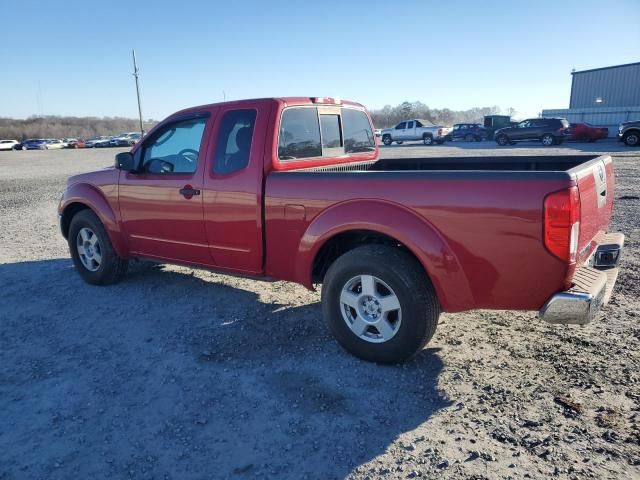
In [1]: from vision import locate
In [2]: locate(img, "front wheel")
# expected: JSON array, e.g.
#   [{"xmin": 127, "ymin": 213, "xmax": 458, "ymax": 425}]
[
  {"xmin": 382, "ymin": 135, "xmax": 392, "ymax": 146},
  {"xmin": 321, "ymin": 245, "xmax": 440, "ymax": 364},
  {"xmin": 496, "ymin": 134, "xmax": 509, "ymax": 146},
  {"xmin": 623, "ymin": 131, "xmax": 639, "ymax": 147},
  {"xmin": 68, "ymin": 210, "xmax": 128, "ymax": 285}
]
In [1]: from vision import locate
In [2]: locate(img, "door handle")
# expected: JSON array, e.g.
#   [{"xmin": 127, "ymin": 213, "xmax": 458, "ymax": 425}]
[{"xmin": 179, "ymin": 185, "xmax": 200, "ymax": 198}]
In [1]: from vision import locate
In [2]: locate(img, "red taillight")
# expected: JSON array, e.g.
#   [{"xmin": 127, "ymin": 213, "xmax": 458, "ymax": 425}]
[
  {"xmin": 437, "ymin": 128, "xmax": 443, "ymax": 135},
  {"xmin": 544, "ymin": 187, "xmax": 580, "ymax": 262}
]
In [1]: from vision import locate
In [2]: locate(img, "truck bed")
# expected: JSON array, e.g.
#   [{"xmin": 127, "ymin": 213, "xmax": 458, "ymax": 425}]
[{"xmin": 265, "ymin": 154, "xmax": 614, "ymax": 312}]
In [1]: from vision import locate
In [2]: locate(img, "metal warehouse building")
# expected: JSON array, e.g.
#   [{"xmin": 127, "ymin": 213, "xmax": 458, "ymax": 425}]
[{"xmin": 542, "ymin": 62, "xmax": 640, "ymax": 137}]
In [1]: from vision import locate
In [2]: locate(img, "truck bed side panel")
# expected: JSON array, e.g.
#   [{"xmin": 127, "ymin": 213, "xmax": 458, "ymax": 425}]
[{"xmin": 264, "ymin": 172, "xmax": 574, "ymax": 312}]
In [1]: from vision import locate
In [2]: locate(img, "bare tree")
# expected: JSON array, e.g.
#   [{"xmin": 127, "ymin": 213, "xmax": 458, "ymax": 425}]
[{"xmin": 0, "ymin": 116, "xmax": 157, "ymax": 140}]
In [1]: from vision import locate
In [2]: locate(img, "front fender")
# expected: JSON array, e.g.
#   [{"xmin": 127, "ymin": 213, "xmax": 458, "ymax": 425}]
[
  {"xmin": 59, "ymin": 183, "xmax": 127, "ymax": 258},
  {"xmin": 295, "ymin": 200, "xmax": 474, "ymax": 312}
]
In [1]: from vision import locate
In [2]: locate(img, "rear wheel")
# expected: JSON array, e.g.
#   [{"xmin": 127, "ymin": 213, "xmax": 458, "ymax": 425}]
[
  {"xmin": 382, "ymin": 135, "xmax": 392, "ymax": 146},
  {"xmin": 623, "ymin": 131, "xmax": 639, "ymax": 147},
  {"xmin": 496, "ymin": 134, "xmax": 509, "ymax": 146},
  {"xmin": 68, "ymin": 210, "xmax": 128, "ymax": 285},
  {"xmin": 423, "ymin": 135, "xmax": 433, "ymax": 146},
  {"xmin": 321, "ymin": 245, "xmax": 440, "ymax": 364},
  {"xmin": 541, "ymin": 134, "xmax": 555, "ymax": 146}
]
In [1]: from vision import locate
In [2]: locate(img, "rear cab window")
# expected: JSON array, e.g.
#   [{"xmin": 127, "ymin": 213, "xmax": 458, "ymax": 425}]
[{"xmin": 277, "ymin": 106, "xmax": 375, "ymax": 163}]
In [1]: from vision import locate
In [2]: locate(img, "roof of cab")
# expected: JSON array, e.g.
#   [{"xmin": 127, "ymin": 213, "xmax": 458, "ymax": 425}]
[{"xmin": 170, "ymin": 97, "xmax": 366, "ymax": 117}]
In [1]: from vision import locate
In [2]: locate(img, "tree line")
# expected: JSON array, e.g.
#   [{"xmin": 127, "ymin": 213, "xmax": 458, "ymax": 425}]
[
  {"xmin": 369, "ymin": 101, "xmax": 516, "ymax": 128},
  {"xmin": 0, "ymin": 116, "xmax": 157, "ymax": 140},
  {"xmin": 0, "ymin": 102, "xmax": 517, "ymax": 140}
]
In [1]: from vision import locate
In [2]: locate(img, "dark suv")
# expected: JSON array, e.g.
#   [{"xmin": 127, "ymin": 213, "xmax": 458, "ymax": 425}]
[
  {"xmin": 494, "ymin": 118, "xmax": 570, "ymax": 147},
  {"xmin": 447, "ymin": 123, "xmax": 488, "ymax": 142},
  {"xmin": 618, "ymin": 120, "xmax": 640, "ymax": 147}
]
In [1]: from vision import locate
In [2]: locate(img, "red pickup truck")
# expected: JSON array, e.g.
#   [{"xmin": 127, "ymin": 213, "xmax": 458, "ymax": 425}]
[{"xmin": 58, "ymin": 97, "xmax": 624, "ymax": 363}]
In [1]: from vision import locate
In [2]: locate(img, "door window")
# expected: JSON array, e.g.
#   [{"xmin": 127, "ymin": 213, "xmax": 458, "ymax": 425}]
[
  {"xmin": 213, "ymin": 109, "xmax": 257, "ymax": 174},
  {"xmin": 406, "ymin": 121, "xmax": 414, "ymax": 129},
  {"xmin": 142, "ymin": 117, "xmax": 207, "ymax": 174}
]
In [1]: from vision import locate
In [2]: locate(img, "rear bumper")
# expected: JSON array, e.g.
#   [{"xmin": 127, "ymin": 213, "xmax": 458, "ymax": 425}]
[{"xmin": 540, "ymin": 232, "xmax": 624, "ymax": 325}]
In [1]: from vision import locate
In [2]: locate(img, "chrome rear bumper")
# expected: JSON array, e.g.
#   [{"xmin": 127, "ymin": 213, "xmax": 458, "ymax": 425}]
[{"xmin": 540, "ymin": 232, "xmax": 624, "ymax": 325}]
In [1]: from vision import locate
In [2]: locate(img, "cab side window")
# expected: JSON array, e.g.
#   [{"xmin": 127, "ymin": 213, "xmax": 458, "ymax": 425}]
[
  {"xmin": 278, "ymin": 108, "xmax": 322, "ymax": 160},
  {"xmin": 213, "ymin": 109, "xmax": 257, "ymax": 174},
  {"xmin": 395, "ymin": 122, "xmax": 406, "ymax": 130},
  {"xmin": 142, "ymin": 117, "xmax": 207, "ymax": 174}
]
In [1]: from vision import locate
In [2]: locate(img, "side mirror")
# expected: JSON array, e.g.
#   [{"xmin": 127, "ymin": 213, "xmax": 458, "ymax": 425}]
[{"xmin": 115, "ymin": 152, "xmax": 136, "ymax": 172}]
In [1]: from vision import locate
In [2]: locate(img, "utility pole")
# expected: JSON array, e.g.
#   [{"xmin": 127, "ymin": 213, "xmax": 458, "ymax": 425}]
[{"xmin": 132, "ymin": 49, "xmax": 144, "ymax": 134}]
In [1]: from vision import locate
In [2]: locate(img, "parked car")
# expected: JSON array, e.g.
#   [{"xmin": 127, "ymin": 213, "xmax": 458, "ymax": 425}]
[
  {"xmin": 381, "ymin": 119, "xmax": 452, "ymax": 146},
  {"xmin": 569, "ymin": 123, "xmax": 608, "ymax": 142},
  {"xmin": 75, "ymin": 139, "xmax": 87, "ymax": 148},
  {"xmin": 14, "ymin": 139, "xmax": 48, "ymax": 150},
  {"xmin": 0, "ymin": 139, "xmax": 19, "ymax": 151},
  {"xmin": 110, "ymin": 132, "xmax": 142, "ymax": 147},
  {"xmin": 43, "ymin": 139, "xmax": 65, "ymax": 150},
  {"xmin": 618, "ymin": 120, "xmax": 640, "ymax": 147},
  {"xmin": 447, "ymin": 123, "xmax": 488, "ymax": 142},
  {"xmin": 58, "ymin": 96, "xmax": 623, "ymax": 364},
  {"xmin": 85, "ymin": 136, "xmax": 111, "ymax": 148},
  {"xmin": 374, "ymin": 129, "xmax": 382, "ymax": 138},
  {"xmin": 494, "ymin": 118, "xmax": 571, "ymax": 146},
  {"xmin": 62, "ymin": 138, "xmax": 79, "ymax": 148}
]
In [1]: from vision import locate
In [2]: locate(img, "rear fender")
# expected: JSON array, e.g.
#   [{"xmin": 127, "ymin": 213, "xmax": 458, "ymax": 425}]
[
  {"xmin": 295, "ymin": 200, "xmax": 474, "ymax": 312},
  {"xmin": 59, "ymin": 183, "xmax": 127, "ymax": 257}
]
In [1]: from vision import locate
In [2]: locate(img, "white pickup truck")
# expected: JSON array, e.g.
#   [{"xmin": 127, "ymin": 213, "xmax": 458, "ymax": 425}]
[{"xmin": 381, "ymin": 119, "xmax": 452, "ymax": 146}]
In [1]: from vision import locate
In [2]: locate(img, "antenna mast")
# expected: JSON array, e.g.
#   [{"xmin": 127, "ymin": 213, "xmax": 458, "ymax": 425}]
[{"xmin": 132, "ymin": 49, "xmax": 144, "ymax": 134}]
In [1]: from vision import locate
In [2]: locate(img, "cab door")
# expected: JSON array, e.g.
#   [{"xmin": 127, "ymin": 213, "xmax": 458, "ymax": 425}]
[
  {"xmin": 393, "ymin": 121, "xmax": 407, "ymax": 141},
  {"xmin": 118, "ymin": 112, "xmax": 214, "ymax": 265},
  {"xmin": 201, "ymin": 103, "xmax": 270, "ymax": 274}
]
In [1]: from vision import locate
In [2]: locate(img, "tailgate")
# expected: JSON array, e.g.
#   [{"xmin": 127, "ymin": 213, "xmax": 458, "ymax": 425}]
[{"xmin": 574, "ymin": 155, "xmax": 615, "ymax": 264}]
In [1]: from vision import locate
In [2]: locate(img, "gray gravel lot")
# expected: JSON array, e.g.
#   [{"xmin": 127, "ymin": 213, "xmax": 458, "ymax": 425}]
[{"xmin": 0, "ymin": 141, "xmax": 638, "ymax": 480}]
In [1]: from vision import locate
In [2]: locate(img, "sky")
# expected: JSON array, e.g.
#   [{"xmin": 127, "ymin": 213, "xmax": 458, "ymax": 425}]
[{"xmin": 1, "ymin": 0, "xmax": 639, "ymax": 121}]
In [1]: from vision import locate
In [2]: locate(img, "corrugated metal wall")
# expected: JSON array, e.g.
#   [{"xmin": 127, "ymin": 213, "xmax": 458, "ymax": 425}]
[
  {"xmin": 541, "ymin": 106, "xmax": 640, "ymax": 137},
  {"xmin": 570, "ymin": 63, "xmax": 640, "ymax": 108}
]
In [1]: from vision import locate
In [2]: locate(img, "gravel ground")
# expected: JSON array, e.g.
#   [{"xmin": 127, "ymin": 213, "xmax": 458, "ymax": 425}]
[{"xmin": 0, "ymin": 141, "xmax": 638, "ymax": 480}]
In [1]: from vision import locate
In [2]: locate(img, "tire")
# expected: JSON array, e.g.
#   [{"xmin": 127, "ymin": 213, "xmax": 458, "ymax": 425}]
[
  {"xmin": 382, "ymin": 135, "xmax": 392, "ymax": 146},
  {"xmin": 623, "ymin": 131, "xmax": 640, "ymax": 147},
  {"xmin": 321, "ymin": 245, "xmax": 440, "ymax": 364},
  {"xmin": 541, "ymin": 134, "xmax": 555, "ymax": 146},
  {"xmin": 464, "ymin": 134, "xmax": 475, "ymax": 142},
  {"xmin": 68, "ymin": 209, "xmax": 128, "ymax": 285},
  {"xmin": 496, "ymin": 134, "xmax": 509, "ymax": 146},
  {"xmin": 423, "ymin": 135, "xmax": 433, "ymax": 146}
]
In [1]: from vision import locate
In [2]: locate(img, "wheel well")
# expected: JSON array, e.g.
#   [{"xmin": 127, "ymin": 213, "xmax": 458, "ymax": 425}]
[
  {"xmin": 624, "ymin": 129, "xmax": 640, "ymax": 136},
  {"xmin": 60, "ymin": 202, "xmax": 90, "ymax": 239},
  {"xmin": 422, "ymin": 132, "xmax": 433, "ymax": 138},
  {"xmin": 311, "ymin": 230, "xmax": 421, "ymax": 284}
]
